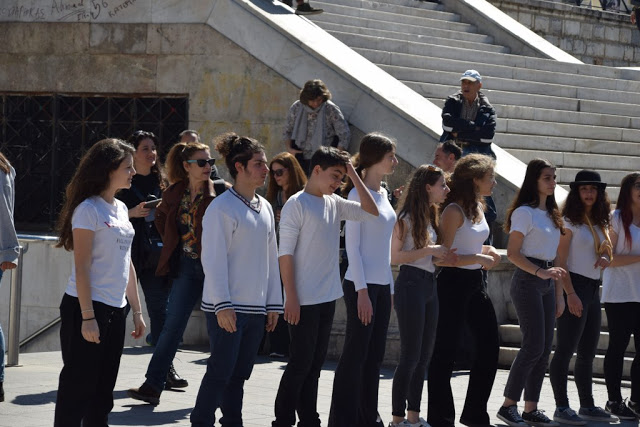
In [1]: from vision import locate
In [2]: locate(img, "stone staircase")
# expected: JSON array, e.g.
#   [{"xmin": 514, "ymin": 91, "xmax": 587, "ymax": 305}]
[{"xmin": 309, "ymin": 0, "xmax": 640, "ymax": 202}]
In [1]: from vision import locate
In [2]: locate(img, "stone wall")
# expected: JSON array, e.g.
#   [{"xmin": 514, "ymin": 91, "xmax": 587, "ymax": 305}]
[
  {"xmin": 0, "ymin": 21, "xmax": 307, "ymax": 172},
  {"xmin": 488, "ymin": 0, "xmax": 640, "ymax": 66}
]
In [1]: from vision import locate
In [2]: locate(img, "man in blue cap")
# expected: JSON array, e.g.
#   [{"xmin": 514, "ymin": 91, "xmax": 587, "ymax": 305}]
[{"xmin": 440, "ymin": 70, "xmax": 496, "ymax": 160}]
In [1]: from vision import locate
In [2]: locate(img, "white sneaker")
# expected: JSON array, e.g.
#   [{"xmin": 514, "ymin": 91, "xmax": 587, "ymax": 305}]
[{"xmin": 389, "ymin": 419, "xmax": 430, "ymax": 427}]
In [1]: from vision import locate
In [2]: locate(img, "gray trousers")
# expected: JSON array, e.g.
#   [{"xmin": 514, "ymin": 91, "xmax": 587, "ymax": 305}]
[{"xmin": 503, "ymin": 268, "xmax": 556, "ymax": 403}]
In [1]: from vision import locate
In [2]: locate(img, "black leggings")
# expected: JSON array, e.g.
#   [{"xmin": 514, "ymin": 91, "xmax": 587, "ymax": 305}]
[{"xmin": 604, "ymin": 301, "xmax": 640, "ymax": 402}]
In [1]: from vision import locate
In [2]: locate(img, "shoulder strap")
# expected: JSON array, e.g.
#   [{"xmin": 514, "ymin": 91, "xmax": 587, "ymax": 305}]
[{"xmin": 129, "ymin": 184, "xmax": 146, "ymax": 203}]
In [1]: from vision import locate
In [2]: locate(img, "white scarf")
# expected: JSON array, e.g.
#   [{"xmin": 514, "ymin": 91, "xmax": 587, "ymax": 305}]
[{"xmin": 291, "ymin": 101, "xmax": 327, "ymax": 159}]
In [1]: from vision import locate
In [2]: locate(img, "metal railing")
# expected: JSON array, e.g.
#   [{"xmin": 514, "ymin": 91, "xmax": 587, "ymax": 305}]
[{"xmin": 6, "ymin": 234, "xmax": 58, "ymax": 367}]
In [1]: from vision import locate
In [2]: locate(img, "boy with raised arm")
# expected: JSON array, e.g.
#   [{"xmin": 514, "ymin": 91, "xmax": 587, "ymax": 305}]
[{"xmin": 272, "ymin": 146, "xmax": 379, "ymax": 427}]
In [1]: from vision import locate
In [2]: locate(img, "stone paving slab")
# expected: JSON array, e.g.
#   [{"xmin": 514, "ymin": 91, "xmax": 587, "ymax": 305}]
[{"xmin": 0, "ymin": 346, "xmax": 630, "ymax": 427}]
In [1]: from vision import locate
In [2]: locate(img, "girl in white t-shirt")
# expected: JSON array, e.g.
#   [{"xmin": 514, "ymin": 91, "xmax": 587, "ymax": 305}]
[
  {"xmin": 54, "ymin": 139, "xmax": 146, "ymax": 427},
  {"xmin": 427, "ymin": 154, "xmax": 501, "ymax": 427},
  {"xmin": 388, "ymin": 164, "xmax": 456, "ymax": 427},
  {"xmin": 601, "ymin": 172, "xmax": 640, "ymax": 419},
  {"xmin": 499, "ymin": 159, "xmax": 566, "ymax": 427},
  {"xmin": 329, "ymin": 133, "xmax": 399, "ymax": 426},
  {"xmin": 549, "ymin": 170, "xmax": 616, "ymax": 424}
]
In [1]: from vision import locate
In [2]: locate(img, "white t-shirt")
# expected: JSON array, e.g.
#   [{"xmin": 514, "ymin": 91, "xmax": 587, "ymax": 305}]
[
  {"xmin": 200, "ymin": 190, "xmax": 282, "ymax": 315},
  {"xmin": 510, "ymin": 206, "xmax": 561, "ymax": 261},
  {"xmin": 602, "ymin": 210, "xmax": 640, "ymax": 303},
  {"xmin": 279, "ymin": 191, "xmax": 374, "ymax": 306},
  {"xmin": 564, "ymin": 218, "xmax": 605, "ymax": 280},
  {"xmin": 449, "ymin": 203, "xmax": 489, "ymax": 270},
  {"xmin": 399, "ymin": 217, "xmax": 437, "ymax": 273},
  {"xmin": 66, "ymin": 196, "xmax": 134, "ymax": 308},
  {"xmin": 344, "ymin": 187, "xmax": 396, "ymax": 291}
]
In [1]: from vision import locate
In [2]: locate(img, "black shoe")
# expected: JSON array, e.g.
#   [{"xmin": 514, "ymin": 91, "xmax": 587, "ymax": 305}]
[
  {"xmin": 375, "ymin": 412, "xmax": 384, "ymax": 427},
  {"xmin": 165, "ymin": 364, "xmax": 188, "ymax": 389},
  {"xmin": 522, "ymin": 409, "xmax": 559, "ymax": 427},
  {"xmin": 0, "ymin": 382, "xmax": 4, "ymax": 403},
  {"xmin": 460, "ymin": 416, "xmax": 496, "ymax": 427},
  {"xmin": 295, "ymin": 2, "xmax": 323, "ymax": 15},
  {"xmin": 605, "ymin": 400, "xmax": 637, "ymax": 420},
  {"xmin": 127, "ymin": 382, "xmax": 161, "ymax": 405},
  {"xmin": 628, "ymin": 401, "xmax": 640, "ymax": 418},
  {"xmin": 497, "ymin": 406, "xmax": 528, "ymax": 427}
]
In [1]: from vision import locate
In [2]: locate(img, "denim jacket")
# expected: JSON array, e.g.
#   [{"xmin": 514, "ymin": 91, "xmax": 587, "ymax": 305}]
[{"xmin": 1, "ymin": 166, "xmax": 19, "ymax": 265}]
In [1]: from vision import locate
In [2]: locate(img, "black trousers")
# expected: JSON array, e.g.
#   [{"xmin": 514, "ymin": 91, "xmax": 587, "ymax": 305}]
[
  {"xmin": 328, "ymin": 281, "xmax": 391, "ymax": 426},
  {"xmin": 427, "ymin": 267, "xmax": 499, "ymax": 427},
  {"xmin": 54, "ymin": 293, "xmax": 126, "ymax": 427},
  {"xmin": 273, "ymin": 301, "xmax": 336, "ymax": 427},
  {"xmin": 604, "ymin": 301, "xmax": 640, "ymax": 402},
  {"xmin": 549, "ymin": 273, "xmax": 601, "ymax": 408}
]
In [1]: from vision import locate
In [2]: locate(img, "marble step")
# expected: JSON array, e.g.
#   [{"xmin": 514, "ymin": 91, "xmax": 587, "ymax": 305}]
[
  {"xmin": 504, "ymin": 149, "xmax": 640, "ymax": 172},
  {"xmin": 494, "ymin": 133, "xmax": 640, "ymax": 158},
  {"xmin": 380, "ymin": 65, "xmax": 640, "ymax": 102},
  {"xmin": 492, "ymin": 119, "xmax": 640, "ymax": 143},
  {"xmin": 314, "ymin": 0, "xmax": 456, "ymax": 21},
  {"xmin": 407, "ymin": 81, "xmax": 640, "ymax": 117},
  {"xmin": 493, "ymin": 104, "xmax": 640, "ymax": 129},
  {"xmin": 319, "ymin": 22, "xmax": 507, "ymax": 53}
]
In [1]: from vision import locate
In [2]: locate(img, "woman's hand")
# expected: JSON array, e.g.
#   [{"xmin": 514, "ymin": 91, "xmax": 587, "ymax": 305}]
[
  {"xmin": 266, "ymin": 312, "xmax": 279, "ymax": 332},
  {"xmin": 566, "ymin": 292, "xmax": 583, "ymax": 317},
  {"xmin": 478, "ymin": 254, "xmax": 497, "ymax": 270},
  {"xmin": 131, "ymin": 313, "xmax": 146, "ymax": 339},
  {"xmin": 594, "ymin": 256, "xmax": 611, "ymax": 270},
  {"xmin": 537, "ymin": 266, "xmax": 567, "ymax": 281},
  {"xmin": 284, "ymin": 295, "xmax": 301, "ymax": 326},
  {"xmin": 81, "ymin": 319, "xmax": 100, "ymax": 344},
  {"xmin": 0, "ymin": 262, "xmax": 17, "ymax": 271},
  {"xmin": 357, "ymin": 289, "xmax": 373, "ymax": 326},
  {"xmin": 129, "ymin": 202, "xmax": 150, "ymax": 219},
  {"xmin": 555, "ymin": 294, "xmax": 566, "ymax": 318},
  {"xmin": 217, "ymin": 308, "xmax": 237, "ymax": 333}
]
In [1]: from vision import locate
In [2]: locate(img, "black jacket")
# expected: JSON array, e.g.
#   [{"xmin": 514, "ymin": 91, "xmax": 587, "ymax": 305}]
[{"xmin": 440, "ymin": 91, "xmax": 496, "ymax": 145}]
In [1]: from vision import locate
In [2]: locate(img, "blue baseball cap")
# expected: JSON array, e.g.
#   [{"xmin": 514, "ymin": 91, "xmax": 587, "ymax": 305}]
[{"xmin": 460, "ymin": 70, "xmax": 482, "ymax": 82}]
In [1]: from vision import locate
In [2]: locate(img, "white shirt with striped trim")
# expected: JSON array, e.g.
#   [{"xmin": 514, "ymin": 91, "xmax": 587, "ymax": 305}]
[{"xmin": 200, "ymin": 189, "xmax": 283, "ymax": 315}]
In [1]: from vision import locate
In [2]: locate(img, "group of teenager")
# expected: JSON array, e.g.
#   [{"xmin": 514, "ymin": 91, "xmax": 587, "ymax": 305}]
[{"xmin": 0, "ymin": 75, "xmax": 633, "ymax": 427}]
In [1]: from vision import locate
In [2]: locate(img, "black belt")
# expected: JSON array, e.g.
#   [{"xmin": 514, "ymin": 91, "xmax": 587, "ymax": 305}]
[{"xmin": 527, "ymin": 257, "xmax": 553, "ymax": 269}]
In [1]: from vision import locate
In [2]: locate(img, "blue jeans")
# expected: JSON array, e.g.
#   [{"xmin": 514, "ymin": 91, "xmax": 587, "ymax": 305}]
[
  {"xmin": 0, "ymin": 270, "xmax": 4, "ymax": 382},
  {"xmin": 461, "ymin": 143, "xmax": 496, "ymax": 159},
  {"xmin": 138, "ymin": 268, "xmax": 171, "ymax": 346},
  {"xmin": 190, "ymin": 312, "xmax": 265, "ymax": 426},
  {"xmin": 144, "ymin": 256, "xmax": 204, "ymax": 392}
]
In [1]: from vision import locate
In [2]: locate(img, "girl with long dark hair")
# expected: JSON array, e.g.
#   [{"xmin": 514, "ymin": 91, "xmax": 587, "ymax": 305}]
[
  {"xmin": 54, "ymin": 139, "xmax": 146, "ymax": 426},
  {"xmin": 600, "ymin": 172, "xmax": 640, "ymax": 420},
  {"xmin": 388, "ymin": 164, "xmax": 455, "ymax": 427},
  {"xmin": 329, "ymin": 133, "xmax": 399, "ymax": 426},
  {"xmin": 427, "ymin": 154, "xmax": 501, "ymax": 427},
  {"xmin": 498, "ymin": 158, "xmax": 567, "ymax": 427},
  {"xmin": 549, "ymin": 170, "xmax": 616, "ymax": 424}
]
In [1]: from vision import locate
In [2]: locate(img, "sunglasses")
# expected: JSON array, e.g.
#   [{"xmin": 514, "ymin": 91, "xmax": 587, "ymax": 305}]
[
  {"xmin": 186, "ymin": 158, "xmax": 216, "ymax": 167},
  {"xmin": 271, "ymin": 168, "xmax": 288, "ymax": 177}
]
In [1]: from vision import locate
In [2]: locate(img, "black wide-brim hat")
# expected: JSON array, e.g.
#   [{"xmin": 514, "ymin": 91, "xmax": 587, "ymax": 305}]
[{"xmin": 569, "ymin": 169, "xmax": 607, "ymax": 190}]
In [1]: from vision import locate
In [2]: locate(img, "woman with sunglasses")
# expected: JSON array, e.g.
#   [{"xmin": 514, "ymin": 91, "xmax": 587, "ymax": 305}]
[
  {"xmin": 128, "ymin": 141, "xmax": 221, "ymax": 405},
  {"xmin": 600, "ymin": 173, "xmax": 640, "ymax": 420},
  {"xmin": 427, "ymin": 154, "xmax": 501, "ymax": 427},
  {"xmin": 264, "ymin": 152, "xmax": 307, "ymax": 358}
]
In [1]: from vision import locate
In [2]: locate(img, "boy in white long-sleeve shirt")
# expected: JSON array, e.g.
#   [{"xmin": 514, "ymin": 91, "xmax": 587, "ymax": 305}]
[
  {"xmin": 191, "ymin": 133, "xmax": 283, "ymax": 427},
  {"xmin": 272, "ymin": 146, "xmax": 379, "ymax": 427}
]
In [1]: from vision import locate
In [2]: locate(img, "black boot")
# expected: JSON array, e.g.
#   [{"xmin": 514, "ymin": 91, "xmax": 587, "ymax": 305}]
[
  {"xmin": 165, "ymin": 364, "xmax": 188, "ymax": 389},
  {"xmin": 0, "ymin": 382, "xmax": 4, "ymax": 402}
]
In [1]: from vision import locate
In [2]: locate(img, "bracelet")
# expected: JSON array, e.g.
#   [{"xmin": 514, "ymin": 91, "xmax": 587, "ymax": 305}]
[
  {"xmin": 133, "ymin": 311, "xmax": 143, "ymax": 316},
  {"xmin": 80, "ymin": 309, "xmax": 94, "ymax": 314},
  {"xmin": 534, "ymin": 267, "xmax": 541, "ymax": 277},
  {"xmin": 82, "ymin": 317, "xmax": 96, "ymax": 321}
]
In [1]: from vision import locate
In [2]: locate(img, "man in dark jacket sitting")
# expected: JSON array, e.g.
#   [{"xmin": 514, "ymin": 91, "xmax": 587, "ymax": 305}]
[{"xmin": 440, "ymin": 70, "xmax": 496, "ymax": 160}]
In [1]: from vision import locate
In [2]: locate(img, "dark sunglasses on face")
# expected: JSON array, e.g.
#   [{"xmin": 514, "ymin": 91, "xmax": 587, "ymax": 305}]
[
  {"xmin": 187, "ymin": 158, "xmax": 216, "ymax": 167},
  {"xmin": 271, "ymin": 168, "xmax": 288, "ymax": 177}
]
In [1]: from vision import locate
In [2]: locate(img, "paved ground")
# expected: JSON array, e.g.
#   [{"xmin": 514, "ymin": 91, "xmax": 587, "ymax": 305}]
[{"xmin": 0, "ymin": 346, "xmax": 632, "ymax": 426}]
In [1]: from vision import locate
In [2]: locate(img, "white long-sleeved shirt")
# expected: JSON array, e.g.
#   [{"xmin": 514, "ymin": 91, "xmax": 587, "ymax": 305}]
[
  {"xmin": 200, "ymin": 189, "xmax": 283, "ymax": 315},
  {"xmin": 279, "ymin": 191, "xmax": 373, "ymax": 306},
  {"xmin": 344, "ymin": 187, "xmax": 396, "ymax": 291}
]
